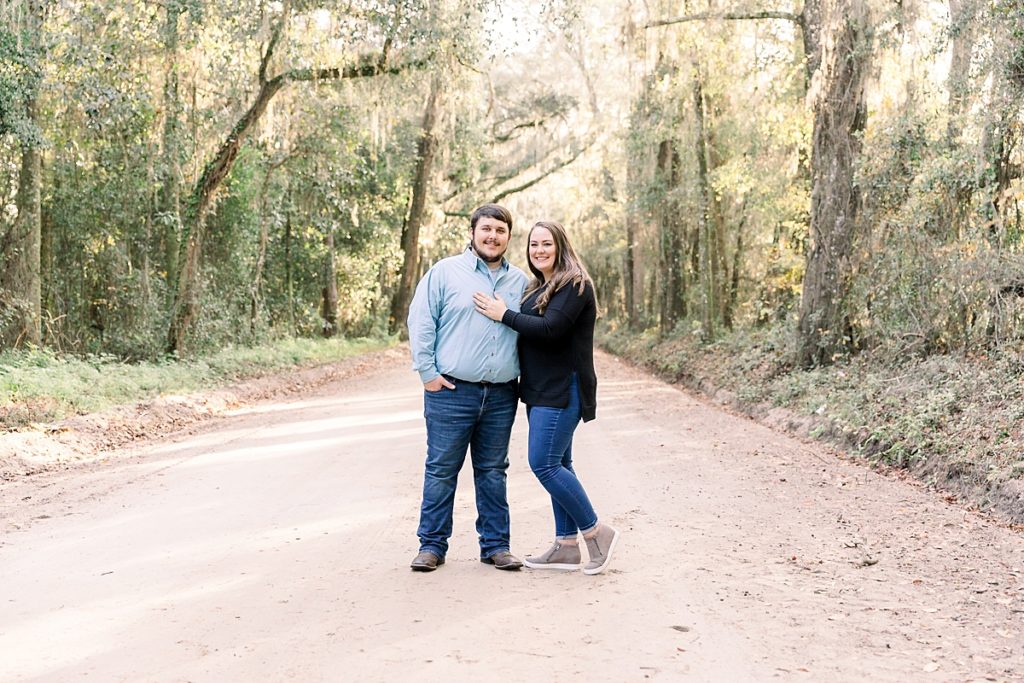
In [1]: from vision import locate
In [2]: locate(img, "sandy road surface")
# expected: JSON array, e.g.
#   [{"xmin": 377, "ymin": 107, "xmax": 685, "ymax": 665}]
[{"xmin": 1, "ymin": 350, "xmax": 1022, "ymax": 682}]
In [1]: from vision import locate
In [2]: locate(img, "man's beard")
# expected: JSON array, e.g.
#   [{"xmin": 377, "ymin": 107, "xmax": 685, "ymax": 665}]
[{"xmin": 472, "ymin": 240, "xmax": 505, "ymax": 263}]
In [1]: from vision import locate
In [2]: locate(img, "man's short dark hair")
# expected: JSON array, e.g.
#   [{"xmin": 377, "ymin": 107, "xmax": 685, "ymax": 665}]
[{"xmin": 470, "ymin": 204, "xmax": 512, "ymax": 232}]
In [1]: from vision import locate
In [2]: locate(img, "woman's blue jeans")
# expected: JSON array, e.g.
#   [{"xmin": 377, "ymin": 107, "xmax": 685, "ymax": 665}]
[{"xmin": 527, "ymin": 375, "xmax": 598, "ymax": 538}]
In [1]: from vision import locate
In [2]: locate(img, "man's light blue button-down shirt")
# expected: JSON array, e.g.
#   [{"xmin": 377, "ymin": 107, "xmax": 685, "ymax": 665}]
[{"xmin": 408, "ymin": 247, "xmax": 528, "ymax": 384}]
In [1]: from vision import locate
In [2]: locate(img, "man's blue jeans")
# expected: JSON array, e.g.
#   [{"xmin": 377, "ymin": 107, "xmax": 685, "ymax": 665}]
[
  {"xmin": 417, "ymin": 378, "xmax": 518, "ymax": 559},
  {"xmin": 526, "ymin": 374, "xmax": 598, "ymax": 538}
]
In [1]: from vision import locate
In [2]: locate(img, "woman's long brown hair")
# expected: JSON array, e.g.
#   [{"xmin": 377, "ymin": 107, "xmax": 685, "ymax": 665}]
[{"xmin": 523, "ymin": 220, "xmax": 598, "ymax": 315}]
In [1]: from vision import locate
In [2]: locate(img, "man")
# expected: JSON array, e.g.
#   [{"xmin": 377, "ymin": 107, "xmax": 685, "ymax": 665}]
[{"xmin": 407, "ymin": 204, "xmax": 528, "ymax": 572}]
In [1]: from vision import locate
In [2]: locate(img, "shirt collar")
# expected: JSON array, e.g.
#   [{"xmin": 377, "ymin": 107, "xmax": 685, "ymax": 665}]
[{"xmin": 463, "ymin": 245, "xmax": 509, "ymax": 274}]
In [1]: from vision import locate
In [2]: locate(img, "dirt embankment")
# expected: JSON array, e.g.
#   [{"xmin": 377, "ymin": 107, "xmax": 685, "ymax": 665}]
[{"xmin": 599, "ymin": 335, "xmax": 1024, "ymax": 528}]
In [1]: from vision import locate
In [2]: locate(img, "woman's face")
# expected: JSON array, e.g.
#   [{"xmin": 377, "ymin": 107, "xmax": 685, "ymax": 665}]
[{"xmin": 528, "ymin": 227, "xmax": 557, "ymax": 279}]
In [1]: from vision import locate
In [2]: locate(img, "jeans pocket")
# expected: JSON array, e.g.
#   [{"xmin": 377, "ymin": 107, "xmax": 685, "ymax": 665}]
[{"xmin": 423, "ymin": 386, "xmax": 448, "ymax": 418}]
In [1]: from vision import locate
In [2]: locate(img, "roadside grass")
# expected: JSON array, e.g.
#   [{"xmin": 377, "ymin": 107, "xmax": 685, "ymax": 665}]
[
  {"xmin": 600, "ymin": 322, "xmax": 1024, "ymax": 518},
  {"xmin": 0, "ymin": 336, "xmax": 396, "ymax": 429}
]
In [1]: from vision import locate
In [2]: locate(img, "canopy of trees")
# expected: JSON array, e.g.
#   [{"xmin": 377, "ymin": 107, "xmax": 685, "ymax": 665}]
[{"xmin": 0, "ymin": 0, "xmax": 1021, "ymax": 365}]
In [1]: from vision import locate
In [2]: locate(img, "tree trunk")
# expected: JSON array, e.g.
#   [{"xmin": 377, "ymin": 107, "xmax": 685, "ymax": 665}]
[
  {"xmin": 158, "ymin": 0, "xmax": 184, "ymax": 293},
  {"xmin": 800, "ymin": 0, "xmax": 823, "ymax": 85},
  {"xmin": 624, "ymin": 207, "xmax": 639, "ymax": 329},
  {"xmin": 0, "ymin": 1, "xmax": 44, "ymax": 348},
  {"xmin": 389, "ymin": 75, "xmax": 441, "ymax": 336},
  {"xmin": 982, "ymin": 109, "xmax": 1018, "ymax": 246},
  {"xmin": 165, "ymin": 29, "xmax": 424, "ymax": 353},
  {"xmin": 940, "ymin": 0, "xmax": 977, "ymax": 244},
  {"xmin": 657, "ymin": 139, "xmax": 686, "ymax": 335},
  {"xmin": 39, "ymin": 196, "xmax": 53, "ymax": 331},
  {"xmin": 284, "ymin": 204, "xmax": 295, "ymax": 332},
  {"xmin": 0, "ymin": 126, "xmax": 42, "ymax": 348},
  {"xmin": 166, "ymin": 74, "xmax": 287, "ymax": 353},
  {"xmin": 645, "ymin": 266, "xmax": 659, "ymax": 322},
  {"xmin": 946, "ymin": 0, "xmax": 974, "ymax": 139},
  {"xmin": 321, "ymin": 227, "xmax": 338, "ymax": 337},
  {"xmin": 725, "ymin": 213, "xmax": 746, "ymax": 329},
  {"xmin": 797, "ymin": 0, "xmax": 871, "ymax": 366},
  {"xmin": 981, "ymin": 23, "xmax": 1024, "ymax": 246},
  {"xmin": 702, "ymin": 88, "xmax": 730, "ymax": 330},
  {"xmin": 250, "ymin": 166, "xmax": 286, "ymax": 336},
  {"xmin": 692, "ymin": 71, "xmax": 721, "ymax": 338}
]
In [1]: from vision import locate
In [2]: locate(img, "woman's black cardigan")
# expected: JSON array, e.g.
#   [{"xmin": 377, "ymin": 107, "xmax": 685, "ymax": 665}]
[{"xmin": 500, "ymin": 280, "xmax": 597, "ymax": 422}]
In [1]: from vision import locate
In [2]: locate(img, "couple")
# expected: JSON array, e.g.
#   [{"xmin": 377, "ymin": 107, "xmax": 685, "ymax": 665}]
[{"xmin": 406, "ymin": 203, "xmax": 620, "ymax": 575}]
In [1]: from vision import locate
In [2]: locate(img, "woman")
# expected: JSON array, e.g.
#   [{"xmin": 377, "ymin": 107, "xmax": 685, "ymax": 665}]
[{"xmin": 473, "ymin": 220, "xmax": 620, "ymax": 575}]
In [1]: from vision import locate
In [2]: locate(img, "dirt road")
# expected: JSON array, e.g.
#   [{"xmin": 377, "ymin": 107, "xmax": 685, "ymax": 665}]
[{"xmin": 1, "ymin": 349, "xmax": 1022, "ymax": 682}]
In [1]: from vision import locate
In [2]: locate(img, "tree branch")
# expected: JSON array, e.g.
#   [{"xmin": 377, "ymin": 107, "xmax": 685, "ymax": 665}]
[
  {"xmin": 645, "ymin": 10, "xmax": 803, "ymax": 29},
  {"xmin": 441, "ymin": 144, "xmax": 562, "ymax": 204},
  {"xmin": 378, "ymin": 36, "xmax": 393, "ymax": 71},
  {"xmin": 167, "ymin": 45, "xmax": 429, "ymax": 353},
  {"xmin": 491, "ymin": 140, "xmax": 593, "ymax": 203},
  {"xmin": 281, "ymin": 53, "xmax": 429, "ymax": 83},
  {"xmin": 492, "ymin": 116, "xmax": 557, "ymax": 143},
  {"xmin": 259, "ymin": 1, "xmax": 290, "ymax": 84},
  {"xmin": 259, "ymin": 22, "xmax": 285, "ymax": 84}
]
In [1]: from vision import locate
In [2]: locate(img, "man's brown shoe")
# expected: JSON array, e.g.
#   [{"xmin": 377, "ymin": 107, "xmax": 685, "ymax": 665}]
[
  {"xmin": 410, "ymin": 551, "xmax": 444, "ymax": 572},
  {"xmin": 480, "ymin": 551, "xmax": 523, "ymax": 570}
]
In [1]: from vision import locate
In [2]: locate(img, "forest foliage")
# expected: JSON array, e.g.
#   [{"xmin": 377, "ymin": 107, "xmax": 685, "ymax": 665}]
[{"xmin": 0, "ymin": 0, "xmax": 1022, "ymax": 373}]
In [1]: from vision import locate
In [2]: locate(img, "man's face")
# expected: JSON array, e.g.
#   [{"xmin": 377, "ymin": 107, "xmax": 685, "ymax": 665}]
[{"xmin": 471, "ymin": 216, "xmax": 510, "ymax": 264}]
